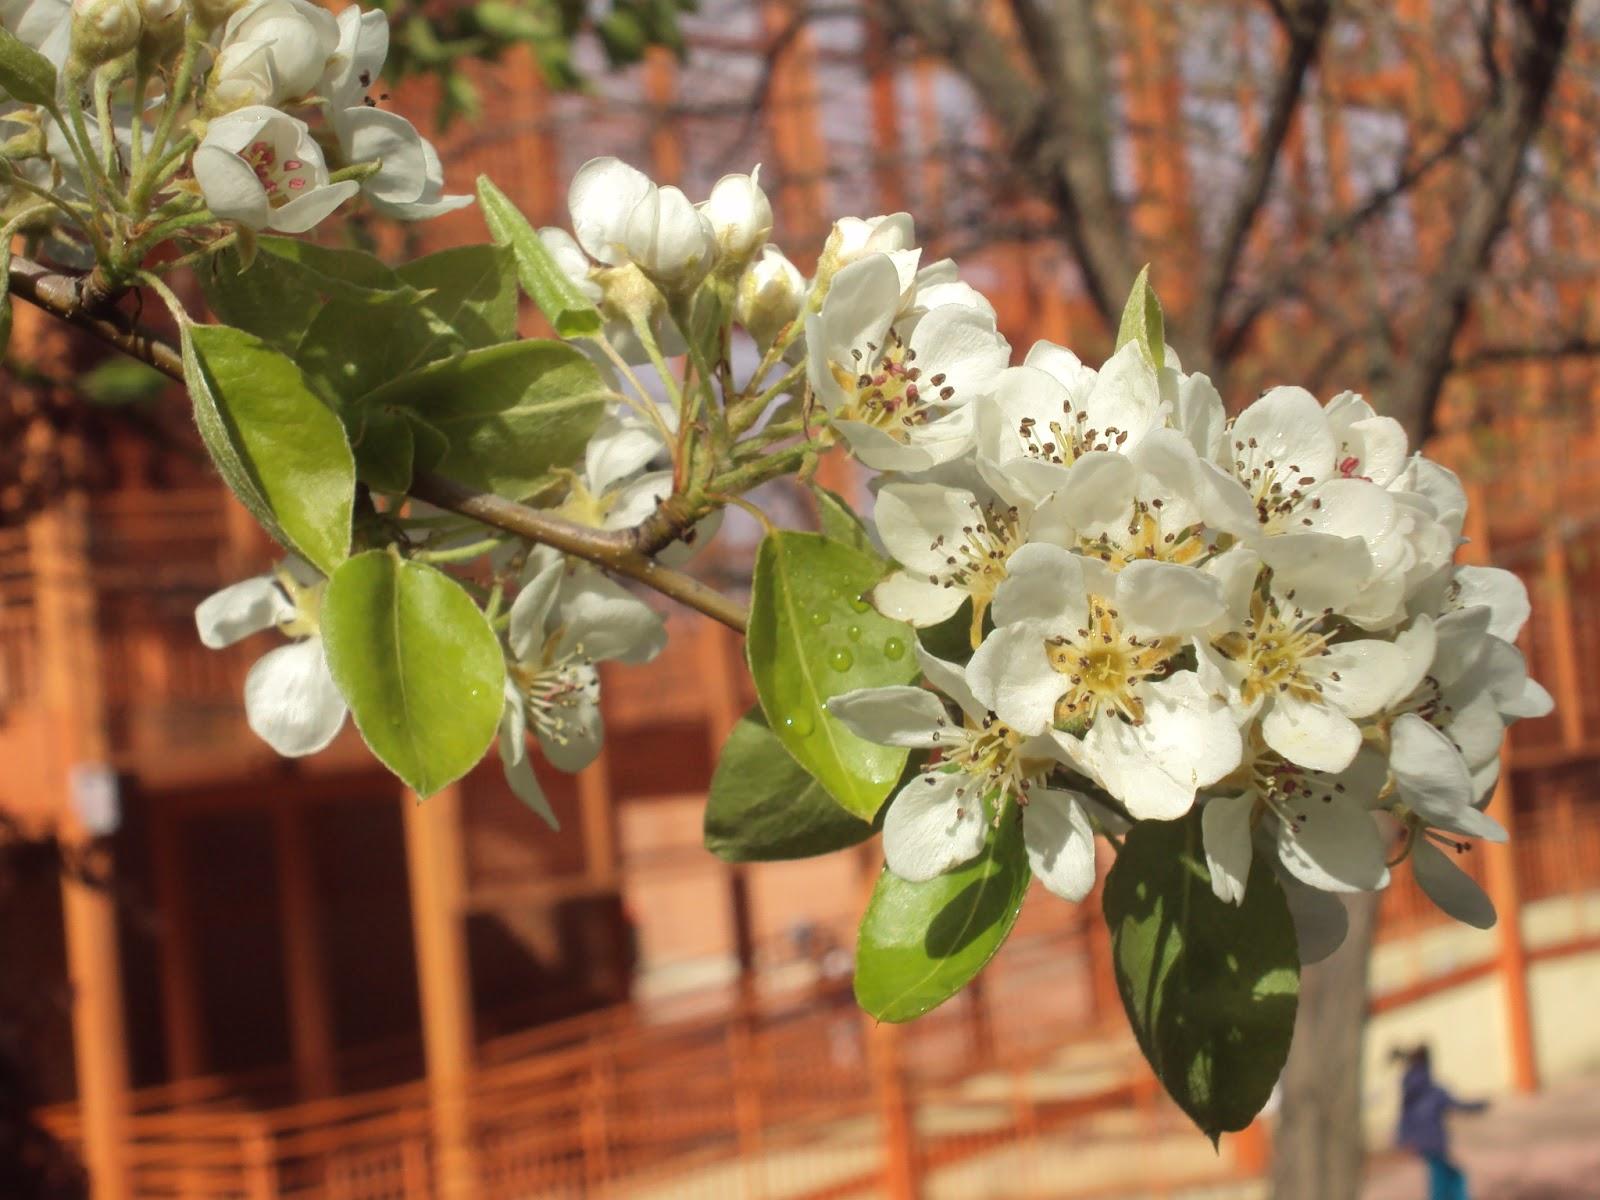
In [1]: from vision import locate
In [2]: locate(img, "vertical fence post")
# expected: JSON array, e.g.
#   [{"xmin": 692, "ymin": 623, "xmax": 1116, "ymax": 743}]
[
  {"xmin": 867, "ymin": 1019, "xmax": 920, "ymax": 1200},
  {"xmin": 580, "ymin": 1042, "xmax": 614, "ymax": 1197},
  {"xmin": 729, "ymin": 1020, "xmax": 767, "ymax": 1198},
  {"xmin": 243, "ymin": 1122, "xmax": 276, "ymax": 1200}
]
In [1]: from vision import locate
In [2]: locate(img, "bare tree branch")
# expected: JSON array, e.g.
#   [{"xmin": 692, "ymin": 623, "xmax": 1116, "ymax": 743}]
[
  {"xmin": 876, "ymin": 0, "xmax": 1137, "ymax": 324},
  {"xmin": 1386, "ymin": 0, "xmax": 1576, "ymax": 442},
  {"xmin": 1198, "ymin": 0, "xmax": 1334, "ymax": 346}
]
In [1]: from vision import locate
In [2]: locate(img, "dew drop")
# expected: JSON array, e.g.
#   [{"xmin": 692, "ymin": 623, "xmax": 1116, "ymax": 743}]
[
  {"xmin": 883, "ymin": 636, "xmax": 906, "ymax": 661},
  {"xmin": 783, "ymin": 712, "xmax": 815, "ymax": 737},
  {"xmin": 847, "ymin": 623, "xmax": 863, "ymax": 642},
  {"xmin": 809, "ymin": 609, "xmax": 830, "ymax": 626},
  {"xmin": 829, "ymin": 647, "xmax": 854, "ymax": 672},
  {"xmin": 848, "ymin": 594, "xmax": 871, "ymax": 613}
]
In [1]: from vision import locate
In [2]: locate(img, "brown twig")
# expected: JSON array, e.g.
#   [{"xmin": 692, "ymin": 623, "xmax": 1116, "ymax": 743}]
[{"xmin": 5, "ymin": 254, "xmax": 750, "ymax": 632}]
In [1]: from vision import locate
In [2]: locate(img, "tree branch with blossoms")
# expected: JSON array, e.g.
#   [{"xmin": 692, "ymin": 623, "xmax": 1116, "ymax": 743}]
[{"xmin": 0, "ymin": 0, "xmax": 1555, "ymax": 1145}]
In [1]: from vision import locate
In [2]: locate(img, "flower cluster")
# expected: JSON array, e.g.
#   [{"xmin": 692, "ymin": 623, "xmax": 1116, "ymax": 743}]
[
  {"xmin": 1, "ymin": 0, "xmax": 465, "ymax": 252},
  {"xmin": 811, "ymin": 234, "xmax": 1551, "ymax": 953}
]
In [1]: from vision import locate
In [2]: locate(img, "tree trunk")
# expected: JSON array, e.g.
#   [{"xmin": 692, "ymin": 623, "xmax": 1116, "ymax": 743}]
[{"xmin": 1271, "ymin": 892, "xmax": 1380, "ymax": 1199}]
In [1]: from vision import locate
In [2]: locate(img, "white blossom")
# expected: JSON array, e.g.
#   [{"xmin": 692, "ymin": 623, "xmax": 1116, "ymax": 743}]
[
  {"xmin": 807, "ymin": 253, "xmax": 1008, "ymax": 471},
  {"xmin": 195, "ymin": 563, "xmax": 347, "ymax": 757},
  {"xmin": 700, "ymin": 166, "xmax": 772, "ymax": 264},
  {"xmin": 207, "ymin": 0, "xmax": 340, "ymax": 113},
  {"xmin": 194, "ymin": 105, "xmax": 357, "ymax": 232},
  {"xmin": 333, "ymin": 107, "xmax": 470, "ymax": 220}
]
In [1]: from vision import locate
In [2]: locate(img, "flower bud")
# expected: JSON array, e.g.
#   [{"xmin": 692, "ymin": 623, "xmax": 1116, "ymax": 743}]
[
  {"xmin": 69, "ymin": 0, "xmax": 142, "ymax": 67},
  {"xmin": 192, "ymin": 0, "xmax": 246, "ymax": 30},
  {"xmin": 735, "ymin": 245, "xmax": 805, "ymax": 349},
  {"xmin": 205, "ymin": 0, "xmax": 339, "ymax": 113},
  {"xmin": 700, "ymin": 167, "xmax": 773, "ymax": 266},
  {"xmin": 815, "ymin": 212, "xmax": 918, "ymax": 299},
  {"xmin": 137, "ymin": 0, "xmax": 186, "ymax": 57}
]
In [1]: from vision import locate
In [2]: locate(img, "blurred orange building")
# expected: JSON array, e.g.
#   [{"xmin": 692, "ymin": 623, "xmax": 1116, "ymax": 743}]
[{"xmin": 4, "ymin": 4, "xmax": 1600, "ymax": 1199}]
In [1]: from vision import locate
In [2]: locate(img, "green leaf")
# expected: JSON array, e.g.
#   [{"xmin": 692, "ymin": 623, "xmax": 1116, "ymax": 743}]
[
  {"xmin": 745, "ymin": 531, "xmax": 918, "ymax": 819},
  {"xmin": 1102, "ymin": 810, "xmax": 1300, "ymax": 1142},
  {"xmin": 182, "ymin": 324, "xmax": 354, "ymax": 576},
  {"xmin": 1114, "ymin": 264, "xmax": 1165, "ymax": 371},
  {"xmin": 0, "ymin": 28, "xmax": 58, "ymax": 109},
  {"xmin": 320, "ymin": 551, "xmax": 506, "ymax": 798},
  {"xmin": 704, "ymin": 707, "xmax": 878, "ymax": 862},
  {"xmin": 79, "ymin": 359, "xmax": 168, "ymax": 407},
  {"xmin": 476, "ymin": 175, "xmax": 603, "ymax": 339},
  {"xmin": 357, "ymin": 340, "xmax": 608, "ymax": 499},
  {"xmin": 352, "ymin": 408, "xmax": 416, "ymax": 494},
  {"xmin": 202, "ymin": 241, "xmax": 414, "ymax": 355},
  {"xmin": 397, "ymin": 243, "xmax": 520, "ymax": 359},
  {"xmin": 855, "ymin": 806, "xmax": 1030, "ymax": 1021},
  {"xmin": 810, "ymin": 484, "xmax": 879, "ymax": 560}
]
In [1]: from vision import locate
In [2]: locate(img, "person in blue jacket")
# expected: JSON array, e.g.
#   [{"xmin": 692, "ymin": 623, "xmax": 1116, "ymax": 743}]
[{"xmin": 1394, "ymin": 1045, "xmax": 1489, "ymax": 1200}]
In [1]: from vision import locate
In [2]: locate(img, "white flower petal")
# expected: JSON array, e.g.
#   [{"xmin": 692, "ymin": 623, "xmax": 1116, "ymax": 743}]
[
  {"xmin": 874, "ymin": 482, "xmax": 980, "ymax": 574},
  {"xmin": 1278, "ymin": 874, "xmax": 1350, "ymax": 964},
  {"xmin": 196, "ymin": 575, "xmax": 293, "ymax": 648},
  {"xmin": 1231, "ymin": 385, "xmax": 1335, "ymax": 482},
  {"xmin": 1411, "ymin": 839, "xmax": 1495, "ymax": 929},
  {"xmin": 1114, "ymin": 560, "xmax": 1225, "ymax": 638},
  {"xmin": 243, "ymin": 638, "xmax": 346, "ymax": 757},
  {"xmin": 192, "ymin": 144, "xmax": 271, "ymax": 230},
  {"xmin": 1023, "ymin": 788, "xmax": 1097, "ymax": 902},
  {"xmin": 989, "ymin": 542, "xmax": 1085, "ymax": 630},
  {"xmin": 499, "ymin": 701, "xmax": 559, "ymax": 829},
  {"xmin": 826, "ymin": 686, "xmax": 948, "ymax": 748},
  {"xmin": 1262, "ymin": 692, "xmax": 1362, "ymax": 774},
  {"xmin": 915, "ymin": 645, "xmax": 984, "ymax": 722},
  {"xmin": 872, "ymin": 571, "xmax": 966, "ymax": 626},
  {"xmin": 508, "ymin": 560, "xmax": 562, "ymax": 662},
  {"xmin": 882, "ymin": 770, "xmax": 988, "ymax": 882},
  {"xmin": 1202, "ymin": 792, "xmax": 1255, "ymax": 905},
  {"xmin": 559, "ymin": 572, "xmax": 666, "ymax": 665},
  {"xmin": 1276, "ymin": 798, "xmax": 1389, "ymax": 893},
  {"xmin": 966, "ymin": 623, "xmax": 1064, "ymax": 736},
  {"xmin": 568, "ymin": 156, "xmax": 654, "ymax": 265},
  {"xmin": 535, "ymin": 668, "xmax": 602, "ymax": 773},
  {"xmin": 1314, "ymin": 638, "xmax": 1410, "ymax": 719},
  {"xmin": 1451, "ymin": 566, "xmax": 1530, "ymax": 643},
  {"xmin": 1390, "ymin": 713, "xmax": 1502, "ymax": 841}
]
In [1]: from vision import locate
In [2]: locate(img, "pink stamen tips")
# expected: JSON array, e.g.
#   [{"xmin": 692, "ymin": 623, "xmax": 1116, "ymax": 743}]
[
  {"xmin": 288, "ymin": 178, "xmax": 307, "ymax": 190},
  {"xmin": 1338, "ymin": 455, "xmax": 1365, "ymax": 478},
  {"xmin": 283, "ymin": 159, "xmax": 303, "ymax": 171}
]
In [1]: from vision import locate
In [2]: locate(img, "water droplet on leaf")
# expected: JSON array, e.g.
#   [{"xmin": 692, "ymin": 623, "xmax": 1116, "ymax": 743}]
[
  {"xmin": 848, "ymin": 594, "xmax": 871, "ymax": 613},
  {"xmin": 847, "ymin": 624, "xmax": 863, "ymax": 641},
  {"xmin": 809, "ymin": 609, "xmax": 829, "ymax": 626},
  {"xmin": 783, "ymin": 712, "xmax": 815, "ymax": 737},
  {"xmin": 829, "ymin": 647, "xmax": 854, "ymax": 671},
  {"xmin": 884, "ymin": 637, "xmax": 906, "ymax": 661}
]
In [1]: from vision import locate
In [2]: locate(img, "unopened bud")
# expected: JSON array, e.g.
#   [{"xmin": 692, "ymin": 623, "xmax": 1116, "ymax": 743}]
[
  {"xmin": 191, "ymin": 0, "xmax": 246, "ymax": 31},
  {"xmin": 701, "ymin": 167, "xmax": 773, "ymax": 267},
  {"xmin": 815, "ymin": 212, "xmax": 916, "ymax": 296},
  {"xmin": 138, "ymin": 0, "xmax": 187, "ymax": 57},
  {"xmin": 70, "ymin": 0, "xmax": 142, "ymax": 66},
  {"xmin": 735, "ymin": 245, "xmax": 805, "ymax": 349}
]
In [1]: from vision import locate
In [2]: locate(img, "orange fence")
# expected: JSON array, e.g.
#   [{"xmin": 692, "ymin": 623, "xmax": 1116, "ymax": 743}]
[{"xmin": 36, "ymin": 792, "xmax": 1600, "ymax": 1200}]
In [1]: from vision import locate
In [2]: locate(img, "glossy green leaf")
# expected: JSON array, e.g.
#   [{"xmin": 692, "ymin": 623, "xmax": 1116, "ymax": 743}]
[
  {"xmin": 357, "ymin": 340, "xmax": 608, "ymax": 498},
  {"xmin": 202, "ymin": 241, "xmax": 414, "ymax": 354},
  {"xmin": 704, "ymin": 707, "xmax": 878, "ymax": 862},
  {"xmin": 1102, "ymin": 810, "xmax": 1300, "ymax": 1142},
  {"xmin": 855, "ymin": 805, "xmax": 1030, "ymax": 1021},
  {"xmin": 353, "ymin": 408, "xmax": 416, "ymax": 494},
  {"xmin": 320, "ymin": 551, "xmax": 505, "ymax": 798},
  {"xmin": 1114, "ymin": 264, "xmax": 1165, "ymax": 371},
  {"xmin": 397, "ymin": 243, "xmax": 519, "ymax": 359},
  {"xmin": 182, "ymin": 324, "xmax": 354, "ymax": 575},
  {"xmin": 476, "ymin": 175, "xmax": 603, "ymax": 339},
  {"xmin": 0, "ymin": 28, "xmax": 57, "ymax": 109},
  {"xmin": 810, "ymin": 484, "xmax": 878, "ymax": 560},
  {"xmin": 746, "ymin": 532, "xmax": 919, "ymax": 819},
  {"xmin": 297, "ymin": 295, "xmax": 440, "ymax": 406}
]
